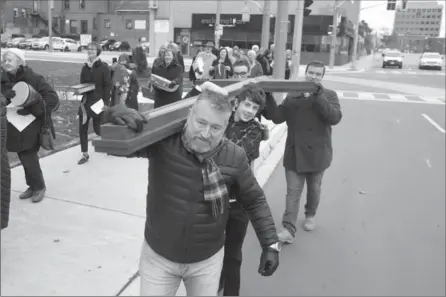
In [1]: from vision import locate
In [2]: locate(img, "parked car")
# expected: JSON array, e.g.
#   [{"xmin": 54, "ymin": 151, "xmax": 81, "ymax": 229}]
[
  {"xmin": 100, "ymin": 39, "xmax": 116, "ymax": 51},
  {"xmin": 382, "ymin": 50, "xmax": 403, "ymax": 69},
  {"xmin": 419, "ymin": 52, "xmax": 443, "ymax": 70},
  {"xmin": 53, "ymin": 38, "xmax": 81, "ymax": 52},
  {"xmin": 109, "ymin": 41, "xmax": 131, "ymax": 52},
  {"xmin": 17, "ymin": 38, "xmax": 38, "ymax": 50},
  {"xmin": 6, "ymin": 37, "xmax": 26, "ymax": 48},
  {"xmin": 31, "ymin": 37, "xmax": 62, "ymax": 50}
]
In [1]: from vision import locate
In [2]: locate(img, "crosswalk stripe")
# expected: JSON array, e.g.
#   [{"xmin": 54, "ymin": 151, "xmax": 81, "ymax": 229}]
[{"xmin": 372, "ymin": 70, "xmax": 445, "ymax": 76}]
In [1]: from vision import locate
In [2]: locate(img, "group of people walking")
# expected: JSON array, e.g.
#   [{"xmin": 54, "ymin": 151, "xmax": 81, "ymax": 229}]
[{"xmin": 1, "ymin": 40, "xmax": 342, "ymax": 297}]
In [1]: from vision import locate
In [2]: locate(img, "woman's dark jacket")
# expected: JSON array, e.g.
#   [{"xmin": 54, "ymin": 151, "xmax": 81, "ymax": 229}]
[
  {"xmin": 1, "ymin": 66, "xmax": 59, "ymax": 153},
  {"xmin": 151, "ymin": 60, "xmax": 183, "ymax": 109},
  {"xmin": 78, "ymin": 59, "xmax": 112, "ymax": 118}
]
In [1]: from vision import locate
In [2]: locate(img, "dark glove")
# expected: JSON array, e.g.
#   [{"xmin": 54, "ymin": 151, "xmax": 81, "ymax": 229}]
[
  {"xmin": 258, "ymin": 248, "xmax": 279, "ymax": 277},
  {"xmin": 314, "ymin": 82, "xmax": 324, "ymax": 96},
  {"xmin": 104, "ymin": 104, "xmax": 148, "ymax": 133},
  {"xmin": 17, "ymin": 101, "xmax": 44, "ymax": 117},
  {"xmin": 4, "ymin": 90, "xmax": 16, "ymax": 100},
  {"xmin": 168, "ymin": 81, "xmax": 177, "ymax": 88}
]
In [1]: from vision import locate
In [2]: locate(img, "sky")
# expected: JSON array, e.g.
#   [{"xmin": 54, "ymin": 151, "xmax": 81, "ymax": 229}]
[{"xmin": 359, "ymin": 0, "xmax": 446, "ymax": 37}]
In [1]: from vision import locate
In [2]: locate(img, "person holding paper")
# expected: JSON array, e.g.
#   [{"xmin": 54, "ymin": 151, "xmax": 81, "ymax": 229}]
[
  {"xmin": 77, "ymin": 42, "xmax": 112, "ymax": 165},
  {"xmin": 151, "ymin": 49, "xmax": 183, "ymax": 109},
  {"xmin": 1, "ymin": 48, "xmax": 59, "ymax": 203}
]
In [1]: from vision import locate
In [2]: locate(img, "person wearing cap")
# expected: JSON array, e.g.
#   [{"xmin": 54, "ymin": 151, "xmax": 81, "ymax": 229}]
[{"xmin": 1, "ymin": 48, "xmax": 59, "ymax": 203}]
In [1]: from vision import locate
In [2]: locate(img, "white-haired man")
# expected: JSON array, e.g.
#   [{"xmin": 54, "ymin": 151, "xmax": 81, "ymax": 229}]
[{"xmin": 103, "ymin": 82, "xmax": 280, "ymax": 296}]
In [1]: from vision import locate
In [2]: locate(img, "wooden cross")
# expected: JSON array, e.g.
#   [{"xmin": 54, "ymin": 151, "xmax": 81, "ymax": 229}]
[{"xmin": 92, "ymin": 76, "xmax": 317, "ymax": 156}]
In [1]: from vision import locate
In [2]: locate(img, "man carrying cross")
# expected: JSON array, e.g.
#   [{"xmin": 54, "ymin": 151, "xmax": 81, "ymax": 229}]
[{"xmin": 102, "ymin": 82, "xmax": 280, "ymax": 296}]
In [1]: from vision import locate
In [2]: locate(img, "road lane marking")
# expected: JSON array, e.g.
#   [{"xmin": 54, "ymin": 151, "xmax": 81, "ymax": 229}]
[
  {"xmin": 421, "ymin": 114, "xmax": 445, "ymax": 134},
  {"xmin": 426, "ymin": 158, "xmax": 432, "ymax": 168}
]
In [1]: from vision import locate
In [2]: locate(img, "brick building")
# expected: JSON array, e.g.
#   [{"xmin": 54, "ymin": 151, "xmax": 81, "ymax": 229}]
[{"xmin": 3, "ymin": 0, "xmax": 363, "ymax": 65}]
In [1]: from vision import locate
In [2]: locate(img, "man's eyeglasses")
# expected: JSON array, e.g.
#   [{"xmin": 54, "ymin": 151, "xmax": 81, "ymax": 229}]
[{"xmin": 233, "ymin": 72, "xmax": 248, "ymax": 78}]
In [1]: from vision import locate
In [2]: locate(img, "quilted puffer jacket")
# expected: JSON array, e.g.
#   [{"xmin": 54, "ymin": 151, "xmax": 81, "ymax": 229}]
[
  {"xmin": 1, "ymin": 96, "xmax": 11, "ymax": 230},
  {"xmin": 136, "ymin": 132, "xmax": 278, "ymax": 264}
]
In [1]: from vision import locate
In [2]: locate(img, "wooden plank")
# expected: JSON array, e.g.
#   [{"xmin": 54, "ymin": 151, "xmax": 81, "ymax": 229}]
[
  {"xmin": 69, "ymin": 83, "xmax": 95, "ymax": 95},
  {"xmin": 92, "ymin": 77, "xmax": 317, "ymax": 156}
]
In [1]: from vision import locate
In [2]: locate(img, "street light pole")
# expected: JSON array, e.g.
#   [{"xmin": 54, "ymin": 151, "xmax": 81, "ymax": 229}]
[
  {"xmin": 351, "ymin": 0, "xmax": 361, "ymax": 70},
  {"xmin": 214, "ymin": 0, "xmax": 222, "ymax": 48},
  {"xmin": 328, "ymin": 0, "xmax": 338, "ymax": 68},
  {"xmin": 261, "ymin": 0, "xmax": 271, "ymax": 50},
  {"xmin": 148, "ymin": 1, "xmax": 156, "ymax": 57},
  {"xmin": 291, "ymin": 0, "xmax": 304, "ymax": 79},
  {"xmin": 272, "ymin": 0, "xmax": 289, "ymax": 79},
  {"xmin": 48, "ymin": 0, "xmax": 53, "ymax": 52}
]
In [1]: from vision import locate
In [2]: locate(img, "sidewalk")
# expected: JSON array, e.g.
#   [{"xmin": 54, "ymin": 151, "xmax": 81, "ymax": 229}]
[{"xmin": 0, "ymin": 116, "xmax": 286, "ymax": 296}]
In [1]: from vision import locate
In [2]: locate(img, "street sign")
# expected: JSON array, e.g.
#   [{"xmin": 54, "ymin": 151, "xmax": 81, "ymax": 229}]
[
  {"xmin": 242, "ymin": 6, "xmax": 250, "ymax": 22},
  {"xmin": 215, "ymin": 24, "xmax": 223, "ymax": 36}
]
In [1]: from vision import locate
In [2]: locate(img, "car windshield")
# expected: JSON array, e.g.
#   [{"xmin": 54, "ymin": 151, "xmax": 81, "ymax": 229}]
[
  {"xmin": 386, "ymin": 52, "xmax": 401, "ymax": 57},
  {"xmin": 423, "ymin": 53, "xmax": 441, "ymax": 58}
]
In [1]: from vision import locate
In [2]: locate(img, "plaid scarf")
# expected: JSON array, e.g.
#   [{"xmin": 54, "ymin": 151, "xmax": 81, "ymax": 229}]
[{"xmin": 181, "ymin": 131, "xmax": 229, "ymax": 217}]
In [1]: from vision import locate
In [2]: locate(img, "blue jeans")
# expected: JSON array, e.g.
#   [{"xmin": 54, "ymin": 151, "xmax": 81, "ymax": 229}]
[
  {"xmin": 282, "ymin": 169, "xmax": 325, "ymax": 236},
  {"xmin": 139, "ymin": 240, "xmax": 224, "ymax": 296}
]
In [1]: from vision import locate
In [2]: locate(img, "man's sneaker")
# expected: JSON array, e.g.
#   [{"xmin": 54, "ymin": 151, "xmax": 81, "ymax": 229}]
[
  {"xmin": 31, "ymin": 188, "xmax": 46, "ymax": 203},
  {"xmin": 278, "ymin": 229, "xmax": 295, "ymax": 244},
  {"xmin": 19, "ymin": 188, "xmax": 33, "ymax": 199},
  {"xmin": 78, "ymin": 153, "xmax": 89, "ymax": 165},
  {"xmin": 303, "ymin": 217, "xmax": 316, "ymax": 231}
]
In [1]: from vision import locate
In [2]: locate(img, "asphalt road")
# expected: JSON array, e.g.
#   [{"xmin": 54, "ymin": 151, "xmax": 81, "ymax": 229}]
[
  {"xmin": 334, "ymin": 70, "xmax": 446, "ymax": 90},
  {"xmin": 239, "ymin": 100, "xmax": 445, "ymax": 296}
]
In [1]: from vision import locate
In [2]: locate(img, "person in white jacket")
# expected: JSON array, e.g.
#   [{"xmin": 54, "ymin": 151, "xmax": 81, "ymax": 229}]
[{"xmin": 192, "ymin": 41, "xmax": 216, "ymax": 80}]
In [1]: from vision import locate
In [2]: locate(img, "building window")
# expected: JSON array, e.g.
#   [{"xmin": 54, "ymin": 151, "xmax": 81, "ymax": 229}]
[
  {"xmin": 104, "ymin": 19, "xmax": 111, "ymax": 29},
  {"xmin": 81, "ymin": 20, "xmax": 88, "ymax": 33},
  {"xmin": 79, "ymin": 0, "xmax": 85, "ymax": 9},
  {"xmin": 126, "ymin": 20, "xmax": 133, "ymax": 29},
  {"xmin": 70, "ymin": 20, "xmax": 77, "ymax": 34},
  {"xmin": 64, "ymin": 0, "xmax": 70, "ymax": 9},
  {"xmin": 93, "ymin": 17, "xmax": 97, "ymax": 29}
]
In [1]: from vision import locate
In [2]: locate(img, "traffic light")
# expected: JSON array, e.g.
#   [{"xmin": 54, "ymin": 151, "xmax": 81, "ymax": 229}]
[
  {"xmin": 386, "ymin": 0, "xmax": 397, "ymax": 10},
  {"xmin": 304, "ymin": 0, "xmax": 313, "ymax": 17},
  {"xmin": 402, "ymin": 0, "xmax": 408, "ymax": 9}
]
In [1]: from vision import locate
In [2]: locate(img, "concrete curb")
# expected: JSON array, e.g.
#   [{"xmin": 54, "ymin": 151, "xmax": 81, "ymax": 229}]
[{"xmin": 9, "ymin": 133, "xmax": 97, "ymax": 169}]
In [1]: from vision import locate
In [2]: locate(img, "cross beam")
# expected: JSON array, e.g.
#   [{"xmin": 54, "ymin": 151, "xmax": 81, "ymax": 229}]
[{"xmin": 92, "ymin": 76, "xmax": 317, "ymax": 156}]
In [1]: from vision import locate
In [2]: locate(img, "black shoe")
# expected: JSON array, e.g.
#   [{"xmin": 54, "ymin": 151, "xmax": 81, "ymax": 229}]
[
  {"xmin": 31, "ymin": 188, "xmax": 46, "ymax": 203},
  {"xmin": 78, "ymin": 153, "xmax": 89, "ymax": 165},
  {"xmin": 19, "ymin": 188, "xmax": 33, "ymax": 199}
]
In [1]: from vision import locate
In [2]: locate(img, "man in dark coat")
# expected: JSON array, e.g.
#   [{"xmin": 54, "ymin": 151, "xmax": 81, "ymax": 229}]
[
  {"xmin": 102, "ymin": 83, "xmax": 280, "ymax": 296},
  {"xmin": 1, "ymin": 91, "xmax": 11, "ymax": 230},
  {"xmin": 263, "ymin": 60, "xmax": 342, "ymax": 242}
]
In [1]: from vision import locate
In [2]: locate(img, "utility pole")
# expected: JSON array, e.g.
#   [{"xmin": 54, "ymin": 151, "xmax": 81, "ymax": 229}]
[
  {"xmin": 48, "ymin": 0, "xmax": 53, "ymax": 52},
  {"xmin": 291, "ymin": 0, "xmax": 304, "ymax": 79},
  {"xmin": 272, "ymin": 0, "xmax": 289, "ymax": 79},
  {"xmin": 214, "ymin": 0, "xmax": 222, "ymax": 48},
  {"xmin": 148, "ymin": 0, "xmax": 156, "ymax": 57},
  {"xmin": 351, "ymin": 0, "xmax": 361, "ymax": 70},
  {"xmin": 261, "ymin": 0, "xmax": 271, "ymax": 50},
  {"xmin": 328, "ymin": 0, "xmax": 338, "ymax": 68}
]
